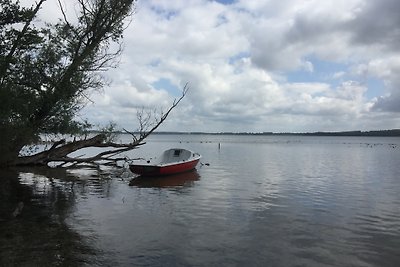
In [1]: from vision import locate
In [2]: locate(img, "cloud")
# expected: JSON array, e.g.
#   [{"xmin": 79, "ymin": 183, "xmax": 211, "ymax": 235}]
[
  {"xmin": 373, "ymin": 94, "xmax": 400, "ymax": 112},
  {"xmin": 244, "ymin": 0, "xmax": 360, "ymax": 71},
  {"xmin": 351, "ymin": 57, "xmax": 400, "ymax": 112},
  {"xmin": 371, "ymin": 62, "xmax": 400, "ymax": 112},
  {"xmin": 35, "ymin": 0, "xmax": 400, "ymax": 132},
  {"xmin": 346, "ymin": 0, "xmax": 400, "ymax": 52}
]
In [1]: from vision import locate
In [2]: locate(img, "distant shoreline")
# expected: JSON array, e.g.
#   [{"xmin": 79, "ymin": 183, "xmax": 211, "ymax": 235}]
[{"xmin": 102, "ymin": 129, "xmax": 400, "ymax": 137}]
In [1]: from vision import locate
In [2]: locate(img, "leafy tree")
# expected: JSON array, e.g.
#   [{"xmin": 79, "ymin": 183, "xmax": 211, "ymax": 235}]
[{"xmin": 0, "ymin": 0, "xmax": 186, "ymax": 167}]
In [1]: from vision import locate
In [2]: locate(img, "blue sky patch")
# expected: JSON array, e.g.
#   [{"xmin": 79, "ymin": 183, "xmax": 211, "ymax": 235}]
[
  {"xmin": 287, "ymin": 56, "xmax": 349, "ymax": 83},
  {"xmin": 213, "ymin": 0, "xmax": 236, "ymax": 5},
  {"xmin": 152, "ymin": 78, "xmax": 181, "ymax": 96},
  {"xmin": 150, "ymin": 5, "xmax": 178, "ymax": 20},
  {"xmin": 365, "ymin": 77, "xmax": 385, "ymax": 99},
  {"xmin": 285, "ymin": 56, "xmax": 386, "ymax": 100},
  {"xmin": 229, "ymin": 51, "xmax": 250, "ymax": 65}
]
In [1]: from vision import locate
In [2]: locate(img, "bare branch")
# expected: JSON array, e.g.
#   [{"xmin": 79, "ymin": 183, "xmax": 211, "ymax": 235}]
[
  {"xmin": 141, "ymin": 83, "xmax": 189, "ymax": 139},
  {"xmin": 57, "ymin": 0, "xmax": 76, "ymax": 34}
]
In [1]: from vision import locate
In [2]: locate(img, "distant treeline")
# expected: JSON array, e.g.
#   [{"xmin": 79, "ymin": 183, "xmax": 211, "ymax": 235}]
[
  {"xmin": 153, "ymin": 129, "xmax": 400, "ymax": 137},
  {"xmin": 91, "ymin": 129, "xmax": 400, "ymax": 137},
  {"xmin": 273, "ymin": 129, "xmax": 400, "ymax": 137}
]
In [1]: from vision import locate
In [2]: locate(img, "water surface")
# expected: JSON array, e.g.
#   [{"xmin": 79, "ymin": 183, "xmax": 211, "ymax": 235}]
[{"xmin": 1, "ymin": 135, "xmax": 400, "ymax": 266}]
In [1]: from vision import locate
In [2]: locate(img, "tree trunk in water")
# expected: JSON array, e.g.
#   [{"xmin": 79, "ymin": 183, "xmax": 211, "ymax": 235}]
[{"xmin": 14, "ymin": 134, "xmax": 107, "ymax": 166}]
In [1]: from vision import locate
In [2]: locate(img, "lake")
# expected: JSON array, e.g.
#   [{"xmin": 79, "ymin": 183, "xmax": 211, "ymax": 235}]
[{"xmin": 1, "ymin": 134, "xmax": 400, "ymax": 266}]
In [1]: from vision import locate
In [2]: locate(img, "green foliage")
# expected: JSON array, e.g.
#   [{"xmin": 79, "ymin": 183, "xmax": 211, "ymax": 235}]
[
  {"xmin": 0, "ymin": 0, "xmax": 135, "ymax": 164},
  {"xmin": 98, "ymin": 121, "xmax": 119, "ymax": 143}
]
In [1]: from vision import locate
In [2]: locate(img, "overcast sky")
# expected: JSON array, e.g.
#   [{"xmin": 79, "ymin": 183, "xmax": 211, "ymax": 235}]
[{"xmin": 41, "ymin": 0, "xmax": 400, "ymax": 133}]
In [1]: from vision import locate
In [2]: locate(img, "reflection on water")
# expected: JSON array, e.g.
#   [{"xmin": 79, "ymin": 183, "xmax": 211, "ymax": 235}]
[
  {"xmin": 129, "ymin": 170, "xmax": 200, "ymax": 188},
  {"xmin": 0, "ymin": 167, "xmax": 108, "ymax": 266},
  {"xmin": 1, "ymin": 135, "xmax": 400, "ymax": 266}
]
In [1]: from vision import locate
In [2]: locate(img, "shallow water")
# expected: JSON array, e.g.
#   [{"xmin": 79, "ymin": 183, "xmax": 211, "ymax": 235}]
[{"xmin": 1, "ymin": 135, "xmax": 400, "ymax": 266}]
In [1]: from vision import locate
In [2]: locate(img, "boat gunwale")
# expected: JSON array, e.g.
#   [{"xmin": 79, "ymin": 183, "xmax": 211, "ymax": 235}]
[{"xmin": 132, "ymin": 154, "xmax": 201, "ymax": 168}]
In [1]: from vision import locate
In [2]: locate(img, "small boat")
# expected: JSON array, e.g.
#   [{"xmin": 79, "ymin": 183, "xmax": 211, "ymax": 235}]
[{"xmin": 129, "ymin": 148, "xmax": 201, "ymax": 176}]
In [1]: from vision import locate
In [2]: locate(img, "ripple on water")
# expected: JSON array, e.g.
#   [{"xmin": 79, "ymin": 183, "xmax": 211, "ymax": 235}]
[{"xmin": 4, "ymin": 135, "xmax": 400, "ymax": 266}]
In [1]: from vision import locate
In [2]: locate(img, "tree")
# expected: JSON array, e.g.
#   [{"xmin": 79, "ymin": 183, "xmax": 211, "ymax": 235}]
[{"xmin": 0, "ymin": 0, "xmax": 186, "ymax": 167}]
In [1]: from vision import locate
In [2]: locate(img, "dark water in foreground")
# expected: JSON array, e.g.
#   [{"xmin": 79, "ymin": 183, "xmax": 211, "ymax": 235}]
[{"xmin": 1, "ymin": 135, "xmax": 400, "ymax": 266}]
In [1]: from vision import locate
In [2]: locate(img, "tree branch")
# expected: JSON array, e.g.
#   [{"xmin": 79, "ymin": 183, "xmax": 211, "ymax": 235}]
[
  {"xmin": 125, "ymin": 83, "xmax": 189, "ymax": 143},
  {"xmin": 14, "ymin": 83, "xmax": 189, "ymax": 167}
]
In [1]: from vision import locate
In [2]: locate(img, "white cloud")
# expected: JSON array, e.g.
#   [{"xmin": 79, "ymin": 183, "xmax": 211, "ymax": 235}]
[
  {"xmin": 332, "ymin": 72, "xmax": 346, "ymax": 80},
  {"xmin": 37, "ymin": 0, "xmax": 400, "ymax": 132}
]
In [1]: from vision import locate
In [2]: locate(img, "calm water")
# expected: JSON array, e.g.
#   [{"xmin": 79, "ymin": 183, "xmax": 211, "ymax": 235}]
[{"xmin": 1, "ymin": 135, "xmax": 400, "ymax": 266}]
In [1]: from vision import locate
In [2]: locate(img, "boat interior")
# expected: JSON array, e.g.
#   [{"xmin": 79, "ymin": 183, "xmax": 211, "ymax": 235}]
[{"xmin": 160, "ymin": 149, "xmax": 193, "ymax": 164}]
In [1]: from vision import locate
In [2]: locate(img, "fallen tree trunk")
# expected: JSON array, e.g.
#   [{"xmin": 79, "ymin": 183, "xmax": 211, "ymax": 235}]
[
  {"xmin": 11, "ymin": 84, "xmax": 188, "ymax": 168},
  {"xmin": 14, "ymin": 134, "xmax": 140, "ymax": 166}
]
